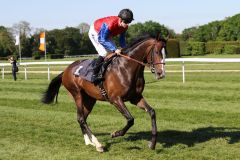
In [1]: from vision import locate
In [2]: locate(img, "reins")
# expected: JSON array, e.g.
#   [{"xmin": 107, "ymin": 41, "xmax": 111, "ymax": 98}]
[
  {"xmin": 117, "ymin": 53, "xmax": 151, "ymax": 67},
  {"xmin": 117, "ymin": 44, "xmax": 166, "ymax": 67}
]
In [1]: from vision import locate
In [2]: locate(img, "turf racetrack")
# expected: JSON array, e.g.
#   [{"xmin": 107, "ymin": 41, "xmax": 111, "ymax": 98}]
[{"xmin": 1, "ymin": 63, "xmax": 240, "ymax": 160}]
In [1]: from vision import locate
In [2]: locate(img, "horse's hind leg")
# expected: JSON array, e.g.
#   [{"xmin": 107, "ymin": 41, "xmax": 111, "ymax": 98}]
[
  {"xmin": 75, "ymin": 93, "xmax": 104, "ymax": 152},
  {"xmin": 111, "ymin": 98, "xmax": 134, "ymax": 138},
  {"xmin": 130, "ymin": 96, "xmax": 157, "ymax": 150}
]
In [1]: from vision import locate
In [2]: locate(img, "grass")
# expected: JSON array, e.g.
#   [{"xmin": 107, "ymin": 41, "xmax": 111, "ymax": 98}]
[{"xmin": 1, "ymin": 60, "xmax": 240, "ymax": 160}]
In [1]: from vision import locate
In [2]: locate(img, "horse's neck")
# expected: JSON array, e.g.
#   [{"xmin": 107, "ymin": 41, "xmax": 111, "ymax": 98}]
[
  {"xmin": 129, "ymin": 40, "xmax": 151, "ymax": 62},
  {"xmin": 121, "ymin": 42, "xmax": 150, "ymax": 78}
]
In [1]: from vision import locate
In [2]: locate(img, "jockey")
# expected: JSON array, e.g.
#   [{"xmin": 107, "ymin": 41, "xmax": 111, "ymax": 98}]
[{"xmin": 88, "ymin": 8, "xmax": 134, "ymax": 83}]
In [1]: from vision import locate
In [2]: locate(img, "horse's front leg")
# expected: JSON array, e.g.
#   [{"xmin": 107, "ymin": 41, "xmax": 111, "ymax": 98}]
[
  {"xmin": 130, "ymin": 96, "xmax": 157, "ymax": 150},
  {"xmin": 111, "ymin": 98, "xmax": 134, "ymax": 138}
]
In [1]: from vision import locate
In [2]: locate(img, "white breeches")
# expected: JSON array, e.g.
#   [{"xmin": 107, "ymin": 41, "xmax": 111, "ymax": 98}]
[{"xmin": 88, "ymin": 25, "xmax": 108, "ymax": 57}]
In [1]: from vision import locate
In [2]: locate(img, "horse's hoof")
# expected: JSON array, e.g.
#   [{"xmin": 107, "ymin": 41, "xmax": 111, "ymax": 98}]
[
  {"xmin": 111, "ymin": 132, "xmax": 116, "ymax": 138},
  {"xmin": 96, "ymin": 146, "xmax": 104, "ymax": 153},
  {"xmin": 111, "ymin": 130, "xmax": 123, "ymax": 138},
  {"xmin": 148, "ymin": 142, "xmax": 156, "ymax": 150}
]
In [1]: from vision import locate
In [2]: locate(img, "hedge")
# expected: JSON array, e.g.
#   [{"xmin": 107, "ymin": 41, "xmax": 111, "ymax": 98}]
[
  {"xmin": 206, "ymin": 41, "xmax": 240, "ymax": 54},
  {"xmin": 180, "ymin": 41, "xmax": 240, "ymax": 56},
  {"xmin": 49, "ymin": 54, "xmax": 64, "ymax": 59},
  {"xmin": 181, "ymin": 41, "xmax": 205, "ymax": 56},
  {"xmin": 166, "ymin": 39, "xmax": 180, "ymax": 58}
]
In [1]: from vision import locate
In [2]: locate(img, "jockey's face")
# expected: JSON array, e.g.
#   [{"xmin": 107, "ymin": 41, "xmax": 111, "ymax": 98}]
[{"xmin": 119, "ymin": 19, "xmax": 129, "ymax": 28}]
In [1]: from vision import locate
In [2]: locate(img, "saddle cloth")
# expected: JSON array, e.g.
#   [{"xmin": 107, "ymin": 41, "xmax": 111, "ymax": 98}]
[
  {"xmin": 73, "ymin": 59, "xmax": 95, "ymax": 82},
  {"xmin": 73, "ymin": 55, "xmax": 117, "ymax": 83}
]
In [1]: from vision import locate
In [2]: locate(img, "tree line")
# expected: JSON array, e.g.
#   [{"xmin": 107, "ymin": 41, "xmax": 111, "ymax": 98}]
[
  {"xmin": 1, "ymin": 13, "xmax": 240, "ymax": 59},
  {"xmin": 181, "ymin": 13, "xmax": 240, "ymax": 42},
  {"xmin": 0, "ymin": 21, "xmax": 174, "ymax": 59}
]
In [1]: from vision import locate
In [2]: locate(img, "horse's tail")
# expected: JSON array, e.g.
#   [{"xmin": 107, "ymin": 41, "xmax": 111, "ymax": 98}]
[{"xmin": 41, "ymin": 72, "xmax": 63, "ymax": 104}]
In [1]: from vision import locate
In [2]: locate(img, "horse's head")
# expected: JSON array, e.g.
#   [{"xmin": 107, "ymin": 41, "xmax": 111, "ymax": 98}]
[
  {"xmin": 145, "ymin": 38, "xmax": 167, "ymax": 80},
  {"xmin": 122, "ymin": 35, "xmax": 167, "ymax": 80}
]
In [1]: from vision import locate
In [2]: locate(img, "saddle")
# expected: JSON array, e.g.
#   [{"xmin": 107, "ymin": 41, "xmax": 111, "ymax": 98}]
[{"xmin": 74, "ymin": 53, "xmax": 117, "ymax": 83}]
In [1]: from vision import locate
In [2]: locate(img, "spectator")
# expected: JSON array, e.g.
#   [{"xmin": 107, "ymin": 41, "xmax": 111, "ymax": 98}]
[{"xmin": 8, "ymin": 56, "xmax": 18, "ymax": 81}]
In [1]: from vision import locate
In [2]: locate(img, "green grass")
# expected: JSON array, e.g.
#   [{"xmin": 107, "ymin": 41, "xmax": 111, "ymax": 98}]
[{"xmin": 1, "ymin": 62, "xmax": 240, "ymax": 160}]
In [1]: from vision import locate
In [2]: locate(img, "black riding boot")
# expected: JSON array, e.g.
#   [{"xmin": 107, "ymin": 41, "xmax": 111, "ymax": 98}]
[{"xmin": 92, "ymin": 56, "xmax": 104, "ymax": 83}]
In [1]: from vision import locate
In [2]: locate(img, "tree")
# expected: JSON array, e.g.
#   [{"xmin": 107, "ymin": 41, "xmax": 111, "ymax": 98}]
[
  {"xmin": 77, "ymin": 23, "xmax": 90, "ymax": 34},
  {"xmin": 0, "ymin": 26, "xmax": 15, "ymax": 57},
  {"xmin": 126, "ymin": 21, "xmax": 175, "ymax": 43},
  {"xmin": 9, "ymin": 21, "xmax": 33, "ymax": 57}
]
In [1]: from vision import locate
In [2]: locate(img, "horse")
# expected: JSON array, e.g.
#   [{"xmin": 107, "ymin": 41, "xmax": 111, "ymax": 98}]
[{"xmin": 41, "ymin": 35, "xmax": 167, "ymax": 152}]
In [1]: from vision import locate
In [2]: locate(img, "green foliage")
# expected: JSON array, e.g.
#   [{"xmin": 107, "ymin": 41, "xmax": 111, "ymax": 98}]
[
  {"xmin": 166, "ymin": 39, "xmax": 180, "ymax": 58},
  {"xmin": 183, "ymin": 42, "xmax": 205, "ymax": 56},
  {"xmin": 205, "ymin": 42, "xmax": 225, "ymax": 54},
  {"xmin": 182, "ymin": 14, "xmax": 240, "ymax": 42},
  {"xmin": 0, "ymin": 20, "xmax": 176, "ymax": 58},
  {"xmin": 179, "ymin": 41, "xmax": 190, "ymax": 56},
  {"xmin": 46, "ymin": 27, "xmax": 82, "ymax": 56},
  {"xmin": 32, "ymin": 51, "xmax": 41, "ymax": 60},
  {"xmin": 223, "ymin": 45, "xmax": 240, "ymax": 54},
  {"xmin": 206, "ymin": 41, "xmax": 240, "ymax": 54},
  {"xmin": 0, "ymin": 26, "xmax": 15, "ymax": 57},
  {"xmin": 79, "ymin": 32, "xmax": 96, "ymax": 54},
  {"xmin": 127, "ymin": 21, "xmax": 175, "ymax": 43},
  {"xmin": 49, "ymin": 54, "xmax": 64, "ymax": 59}
]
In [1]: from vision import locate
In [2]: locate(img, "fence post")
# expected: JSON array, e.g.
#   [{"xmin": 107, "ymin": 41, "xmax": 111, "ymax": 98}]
[
  {"xmin": 47, "ymin": 64, "xmax": 50, "ymax": 80},
  {"xmin": 2, "ymin": 66, "xmax": 4, "ymax": 79},
  {"xmin": 182, "ymin": 61, "xmax": 185, "ymax": 83},
  {"xmin": 24, "ymin": 65, "xmax": 27, "ymax": 80}
]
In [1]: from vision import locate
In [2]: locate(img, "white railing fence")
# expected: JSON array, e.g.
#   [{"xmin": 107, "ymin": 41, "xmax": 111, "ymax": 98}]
[
  {"xmin": 1, "ymin": 58, "xmax": 240, "ymax": 82},
  {"xmin": 0, "ymin": 61, "xmax": 73, "ymax": 80},
  {"xmin": 166, "ymin": 58, "xmax": 240, "ymax": 83}
]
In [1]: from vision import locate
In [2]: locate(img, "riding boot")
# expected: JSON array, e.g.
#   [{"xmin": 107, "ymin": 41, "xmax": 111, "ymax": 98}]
[{"xmin": 92, "ymin": 56, "xmax": 104, "ymax": 83}]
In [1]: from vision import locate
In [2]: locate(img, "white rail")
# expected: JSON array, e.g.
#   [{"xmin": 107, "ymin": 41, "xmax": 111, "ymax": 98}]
[
  {"xmin": 167, "ymin": 58, "xmax": 240, "ymax": 83},
  {"xmin": 1, "ymin": 58, "xmax": 240, "ymax": 82}
]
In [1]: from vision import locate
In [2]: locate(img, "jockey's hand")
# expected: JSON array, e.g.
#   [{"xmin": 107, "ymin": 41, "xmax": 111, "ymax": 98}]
[{"xmin": 115, "ymin": 49, "xmax": 122, "ymax": 55}]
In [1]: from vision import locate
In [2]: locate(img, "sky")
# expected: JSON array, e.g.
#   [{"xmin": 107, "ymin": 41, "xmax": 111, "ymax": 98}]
[{"xmin": 0, "ymin": 0, "xmax": 239, "ymax": 33}]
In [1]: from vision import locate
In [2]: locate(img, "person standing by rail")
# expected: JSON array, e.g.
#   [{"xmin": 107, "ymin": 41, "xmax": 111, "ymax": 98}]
[{"xmin": 8, "ymin": 56, "xmax": 18, "ymax": 81}]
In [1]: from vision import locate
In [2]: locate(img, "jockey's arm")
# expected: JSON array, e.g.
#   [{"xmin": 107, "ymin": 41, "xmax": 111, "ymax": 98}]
[
  {"xmin": 119, "ymin": 32, "xmax": 126, "ymax": 48},
  {"xmin": 98, "ymin": 23, "xmax": 117, "ymax": 52}
]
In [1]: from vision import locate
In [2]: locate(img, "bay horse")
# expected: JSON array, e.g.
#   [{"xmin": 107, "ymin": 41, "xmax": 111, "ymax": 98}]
[{"xmin": 41, "ymin": 35, "xmax": 167, "ymax": 152}]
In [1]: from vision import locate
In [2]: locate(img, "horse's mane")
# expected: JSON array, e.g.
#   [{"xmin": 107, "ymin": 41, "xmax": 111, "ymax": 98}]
[{"xmin": 122, "ymin": 34, "xmax": 153, "ymax": 54}]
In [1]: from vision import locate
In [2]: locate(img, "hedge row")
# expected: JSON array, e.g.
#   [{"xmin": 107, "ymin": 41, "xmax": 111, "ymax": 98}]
[
  {"xmin": 166, "ymin": 39, "xmax": 180, "ymax": 58},
  {"xmin": 181, "ymin": 41, "xmax": 240, "ymax": 56}
]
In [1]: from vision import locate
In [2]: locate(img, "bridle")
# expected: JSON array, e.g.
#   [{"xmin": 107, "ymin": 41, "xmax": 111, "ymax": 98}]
[
  {"xmin": 148, "ymin": 42, "xmax": 166, "ymax": 73},
  {"xmin": 118, "ymin": 40, "xmax": 166, "ymax": 73}
]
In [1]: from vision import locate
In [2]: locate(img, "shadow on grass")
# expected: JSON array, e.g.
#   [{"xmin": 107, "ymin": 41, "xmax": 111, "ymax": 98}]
[
  {"xmin": 96, "ymin": 127, "xmax": 240, "ymax": 152},
  {"xmin": 126, "ymin": 127, "xmax": 240, "ymax": 147}
]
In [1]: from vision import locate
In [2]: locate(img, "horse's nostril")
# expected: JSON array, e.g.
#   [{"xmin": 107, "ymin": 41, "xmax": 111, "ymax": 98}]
[{"xmin": 157, "ymin": 71, "xmax": 162, "ymax": 75}]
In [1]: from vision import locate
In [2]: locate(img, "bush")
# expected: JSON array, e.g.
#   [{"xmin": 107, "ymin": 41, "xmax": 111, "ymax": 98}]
[
  {"xmin": 183, "ymin": 42, "xmax": 205, "ymax": 56},
  {"xmin": 206, "ymin": 41, "xmax": 240, "ymax": 54},
  {"xmin": 49, "ymin": 54, "xmax": 64, "ymax": 59},
  {"xmin": 191, "ymin": 42, "xmax": 205, "ymax": 56},
  {"xmin": 206, "ymin": 42, "xmax": 224, "ymax": 54},
  {"xmin": 32, "ymin": 51, "xmax": 41, "ymax": 60},
  {"xmin": 224, "ymin": 45, "xmax": 240, "ymax": 54},
  {"xmin": 0, "ymin": 57, "xmax": 8, "ymax": 60}
]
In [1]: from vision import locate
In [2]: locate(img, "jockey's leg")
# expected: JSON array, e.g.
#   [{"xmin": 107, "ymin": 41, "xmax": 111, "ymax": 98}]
[{"xmin": 92, "ymin": 56, "xmax": 104, "ymax": 83}]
